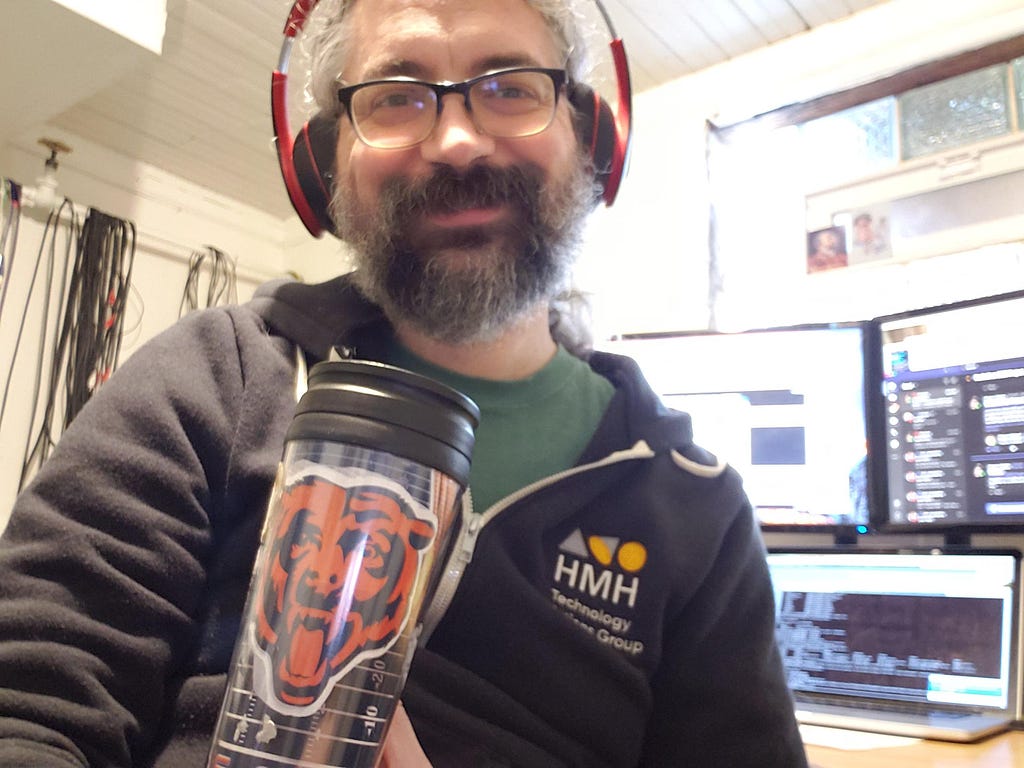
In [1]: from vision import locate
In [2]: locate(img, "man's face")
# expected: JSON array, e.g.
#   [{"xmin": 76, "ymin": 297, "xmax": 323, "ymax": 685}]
[{"xmin": 330, "ymin": 0, "xmax": 595, "ymax": 343}]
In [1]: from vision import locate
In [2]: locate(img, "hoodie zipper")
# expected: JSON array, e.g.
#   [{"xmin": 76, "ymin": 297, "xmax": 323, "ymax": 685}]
[
  {"xmin": 418, "ymin": 490, "xmax": 481, "ymax": 645},
  {"xmin": 419, "ymin": 440, "xmax": 656, "ymax": 642}
]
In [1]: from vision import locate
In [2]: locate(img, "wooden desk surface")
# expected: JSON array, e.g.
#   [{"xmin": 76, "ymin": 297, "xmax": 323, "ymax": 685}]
[{"xmin": 804, "ymin": 729, "xmax": 1024, "ymax": 767}]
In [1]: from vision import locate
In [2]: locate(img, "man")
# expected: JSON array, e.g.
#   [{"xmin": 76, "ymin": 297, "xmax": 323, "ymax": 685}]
[{"xmin": 0, "ymin": 0, "xmax": 807, "ymax": 766}]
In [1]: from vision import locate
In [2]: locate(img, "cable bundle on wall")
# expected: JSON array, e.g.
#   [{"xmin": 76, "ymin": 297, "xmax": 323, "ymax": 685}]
[
  {"xmin": 62, "ymin": 210, "xmax": 136, "ymax": 421},
  {"xmin": 178, "ymin": 245, "xmax": 238, "ymax": 316},
  {"xmin": 0, "ymin": 198, "xmax": 81, "ymax": 489},
  {"xmin": 14, "ymin": 206, "xmax": 136, "ymax": 490}
]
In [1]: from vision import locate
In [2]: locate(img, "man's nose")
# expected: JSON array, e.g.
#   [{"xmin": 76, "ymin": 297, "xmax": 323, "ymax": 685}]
[{"xmin": 418, "ymin": 94, "xmax": 497, "ymax": 169}]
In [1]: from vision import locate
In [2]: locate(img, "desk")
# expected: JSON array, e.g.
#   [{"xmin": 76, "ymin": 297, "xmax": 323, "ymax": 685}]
[{"xmin": 805, "ymin": 729, "xmax": 1024, "ymax": 767}]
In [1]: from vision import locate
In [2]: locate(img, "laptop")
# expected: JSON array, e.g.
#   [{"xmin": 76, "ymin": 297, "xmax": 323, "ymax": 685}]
[{"xmin": 766, "ymin": 548, "xmax": 1021, "ymax": 742}]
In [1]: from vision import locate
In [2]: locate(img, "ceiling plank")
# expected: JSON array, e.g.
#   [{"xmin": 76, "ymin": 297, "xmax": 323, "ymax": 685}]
[
  {"xmin": 732, "ymin": 0, "xmax": 809, "ymax": 42},
  {"xmin": 604, "ymin": 0, "xmax": 725, "ymax": 75},
  {"xmin": 785, "ymin": 0, "xmax": 852, "ymax": 27},
  {"xmin": 690, "ymin": 1, "xmax": 772, "ymax": 58}
]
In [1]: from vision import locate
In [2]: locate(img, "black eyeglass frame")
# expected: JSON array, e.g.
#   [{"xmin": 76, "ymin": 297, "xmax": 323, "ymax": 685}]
[{"xmin": 335, "ymin": 67, "xmax": 570, "ymax": 148}]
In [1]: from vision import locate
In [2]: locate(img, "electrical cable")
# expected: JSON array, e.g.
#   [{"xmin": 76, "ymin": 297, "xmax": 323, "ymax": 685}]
[
  {"xmin": 0, "ymin": 179, "xmax": 9, "ymax": 265},
  {"xmin": 178, "ymin": 245, "xmax": 237, "ymax": 316},
  {"xmin": 17, "ymin": 206, "xmax": 136, "ymax": 490},
  {"xmin": 0, "ymin": 179, "xmax": 22, "ymax": 329},
  {"xmin": 65, "ymin": 210, "xmax": 136, "ymax": 424},
  {"xmin": 11, "ymin": 201, "xmax": 79, "ymax": 491},
  {"xmin": 119, "ymin": 283, "xmax": 146, "ymax": 348},
  {"xmin": 0, "ymin": 200, "xmax": 79, "ymax": 478}
]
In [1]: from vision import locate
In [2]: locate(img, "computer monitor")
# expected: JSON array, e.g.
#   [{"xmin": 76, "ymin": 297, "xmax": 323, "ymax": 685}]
[
  {"xmin": 874, "ymin": 290, "xmax": 1024, "ymax": 534},
  {"xmin": 598, "ymin": 322, "xmax": 874, "ymax": 532}
]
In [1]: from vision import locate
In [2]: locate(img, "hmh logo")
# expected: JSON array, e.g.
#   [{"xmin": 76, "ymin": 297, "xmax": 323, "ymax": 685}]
[{"xmin": 554, "ymin": 529, "xmax": 647, "ymax": 608}]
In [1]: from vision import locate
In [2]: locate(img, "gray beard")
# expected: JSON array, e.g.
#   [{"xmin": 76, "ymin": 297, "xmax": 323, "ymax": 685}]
[{"xmin": 330, "ymin": 156, "xmax": 597, "ymax": 344}]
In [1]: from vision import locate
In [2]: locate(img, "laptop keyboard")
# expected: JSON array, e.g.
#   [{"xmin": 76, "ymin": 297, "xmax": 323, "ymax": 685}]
[{"xmin": 796, "ymin": 696, "xmax": 973, "ymax": 720}]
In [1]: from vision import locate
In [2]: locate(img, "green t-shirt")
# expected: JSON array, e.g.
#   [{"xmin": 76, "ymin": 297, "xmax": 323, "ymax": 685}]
[{"xmin": 386, "ymin": 342, "xmax": 615, "ymax": 513}]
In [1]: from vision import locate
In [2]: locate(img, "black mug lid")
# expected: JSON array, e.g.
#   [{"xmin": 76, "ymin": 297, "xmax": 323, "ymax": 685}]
[{"xmin": 287, "ymin": 359, "xmax": 479, "ymax": 485}]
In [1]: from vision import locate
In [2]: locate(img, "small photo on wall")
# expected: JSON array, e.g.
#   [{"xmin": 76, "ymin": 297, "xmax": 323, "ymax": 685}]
[
  {"xmin": 806, "ymin": 225, "xmax": 848, "ymax": 273},
  {"xmin": 832, "ymin": 204, "xmax": 892, "ymax": 265},
  {"xmin": 846, "ymin": 206, "xmax": 892, "ymax": 264}
]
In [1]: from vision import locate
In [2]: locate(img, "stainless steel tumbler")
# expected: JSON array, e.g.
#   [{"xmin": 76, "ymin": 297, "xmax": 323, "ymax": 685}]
[{"xmin": 207, "ymin": 359, "xmax": 478, "ymax": 768}]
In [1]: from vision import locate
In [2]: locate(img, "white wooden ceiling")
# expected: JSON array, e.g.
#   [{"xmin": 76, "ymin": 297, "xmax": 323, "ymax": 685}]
[{"xmin": 44, "ymin": 0, "xmax": 892, "ymax": 221}]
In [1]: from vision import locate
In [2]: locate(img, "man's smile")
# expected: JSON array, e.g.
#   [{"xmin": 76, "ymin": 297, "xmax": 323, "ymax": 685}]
[{"xmin": 425, "ymin": 204, "xmax": 508, "ymax": 229}]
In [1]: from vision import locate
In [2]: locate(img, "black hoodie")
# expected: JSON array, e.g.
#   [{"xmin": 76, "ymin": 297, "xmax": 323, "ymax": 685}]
[{"xmin": 0, "ymin": 275, "xmax": 807, "ymax": 767}]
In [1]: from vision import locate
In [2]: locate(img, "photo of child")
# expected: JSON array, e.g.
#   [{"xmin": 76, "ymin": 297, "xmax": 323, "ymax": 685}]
[{"xmin": 848, "ymin": 208, "xmax": 892, "ymax": 264}]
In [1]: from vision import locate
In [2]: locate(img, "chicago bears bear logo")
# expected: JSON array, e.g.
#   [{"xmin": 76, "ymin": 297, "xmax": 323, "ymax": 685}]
[{"xmin": 252, "ymin": 473, "xmax": 435, "ymax": 715}]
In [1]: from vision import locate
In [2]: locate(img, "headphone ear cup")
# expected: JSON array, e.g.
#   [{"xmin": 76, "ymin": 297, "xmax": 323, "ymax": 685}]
[
  {"xmin": 569, "ymin": 82, "xmax": 617, "ymax": 202},
  {"xmin": 289, "ymin": 112, "xmax": 339, "ymax": 236}
]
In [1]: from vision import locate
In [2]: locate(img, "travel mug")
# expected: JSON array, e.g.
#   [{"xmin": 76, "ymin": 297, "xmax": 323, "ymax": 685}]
[{"xmin": 207, "ymin": 358, "xmax": 478, "ymax": 768}]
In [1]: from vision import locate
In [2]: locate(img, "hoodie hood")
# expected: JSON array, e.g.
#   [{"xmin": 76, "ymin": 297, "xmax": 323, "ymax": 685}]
[
  {"xmin": 248, "ymin": 273, "xmax": 697, "ymax": 460},
  {"xmin": 249, "ymin": 274, "xmax": 388, "ymax": 364},
  {"xmin": 585, "ymin": 350, "xmax": 695, "ymax": 459}
]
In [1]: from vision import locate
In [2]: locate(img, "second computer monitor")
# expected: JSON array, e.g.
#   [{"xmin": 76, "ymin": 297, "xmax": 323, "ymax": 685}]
[
  {"xmin": 600, "ymin": 322, "xmax": 873, "ymax": 531},
  {"xmin": 875, "ymin": 290, "xmax": 1024, "ymax": 533}
]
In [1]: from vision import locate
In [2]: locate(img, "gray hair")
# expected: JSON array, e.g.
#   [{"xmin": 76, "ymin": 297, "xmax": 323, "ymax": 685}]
[{"xmin": 307, "ymin": 0, "xmax": 594, "ymax": 115}]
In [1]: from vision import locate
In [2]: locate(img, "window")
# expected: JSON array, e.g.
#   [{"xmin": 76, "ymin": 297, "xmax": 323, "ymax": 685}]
[{"xmin": 707, "ymin": 41, "xmax": 1024, "ymax": 330}]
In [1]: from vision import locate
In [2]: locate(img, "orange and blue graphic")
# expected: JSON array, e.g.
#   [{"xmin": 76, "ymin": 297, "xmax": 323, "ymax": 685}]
[{"xmin": 252, "ymin": 474, "xmax": 435, "ymax": 716}]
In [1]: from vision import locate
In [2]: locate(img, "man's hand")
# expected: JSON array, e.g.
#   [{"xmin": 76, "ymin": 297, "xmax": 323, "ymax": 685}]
[{"xmin": 380, "ymin": 702, "xmax": 433, "ymax": 767}]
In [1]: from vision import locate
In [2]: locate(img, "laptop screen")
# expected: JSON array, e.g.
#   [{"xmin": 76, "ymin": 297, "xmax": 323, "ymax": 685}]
[
  {"xmin": 766, "ymin": 549, "xmax": 1020, "ymax": 713},
  {"xmin": 598, "ymin": 323, "xmax": 871, "ymax": 531}
]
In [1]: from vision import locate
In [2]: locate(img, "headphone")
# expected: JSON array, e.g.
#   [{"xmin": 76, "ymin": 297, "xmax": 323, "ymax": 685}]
[{"xmin": 272, "ymin": 0, "xmax": 632, "ymax": 238}]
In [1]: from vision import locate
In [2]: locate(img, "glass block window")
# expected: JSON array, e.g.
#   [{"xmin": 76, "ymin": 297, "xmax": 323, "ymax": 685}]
[
  {"xmin": 799, "ymin": 97, "xmax": 897, "ymax": 188},
  {"xmin": 899, "ymin": 65, "xmax": 1011, "ymax": 160}
]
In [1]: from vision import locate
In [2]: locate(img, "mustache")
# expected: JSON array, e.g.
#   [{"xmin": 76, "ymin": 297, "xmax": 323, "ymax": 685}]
[{"xmin": 379, "ymin": 163, "xmax": 545, "ymax": 221}]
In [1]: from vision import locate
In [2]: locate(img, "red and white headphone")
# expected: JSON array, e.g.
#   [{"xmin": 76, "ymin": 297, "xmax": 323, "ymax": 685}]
[{"xmin": 272, "ymin": 0, "xmax": 633, "ymax": 238}]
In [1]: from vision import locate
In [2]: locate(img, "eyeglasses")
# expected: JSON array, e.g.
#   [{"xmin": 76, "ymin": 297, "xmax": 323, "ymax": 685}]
[{"xmin": 336, "ymin": 67, "xmax": 568, "ymax": 150}]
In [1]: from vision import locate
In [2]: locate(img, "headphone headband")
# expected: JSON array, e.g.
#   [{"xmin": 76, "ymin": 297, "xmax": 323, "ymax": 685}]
[{"xmin": 272, "ymin": 0, "xmax": 632, "ymax": 237}]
